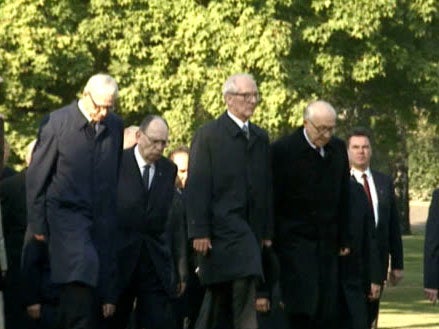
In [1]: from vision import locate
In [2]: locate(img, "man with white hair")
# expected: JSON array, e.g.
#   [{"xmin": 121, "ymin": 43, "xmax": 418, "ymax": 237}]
[
  {"xmin": 186, "ymin": 73, "xmax": 273, "ymax": 329},
  {"xmin": 26, "ymin": 73, "xmax": 124, "ymax": 329},
  {"xmin": 272, "ymin": 100, "xmax": 351, "ymax": 329}
]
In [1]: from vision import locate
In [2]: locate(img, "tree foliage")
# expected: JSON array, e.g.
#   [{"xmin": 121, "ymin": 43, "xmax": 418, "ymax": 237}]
[{"xmin": 0, "ymin": 0, "xmax": 438, "ymax": 214}]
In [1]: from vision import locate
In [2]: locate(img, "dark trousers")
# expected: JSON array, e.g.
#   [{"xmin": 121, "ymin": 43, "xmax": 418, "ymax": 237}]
[
  {"xmin": 174, "ymin": 267, "xmax": 205, "ymax": 329},
  {"xmin": 195, "ymin": 277, "xmax": 257, "ymax": 329},
  {"xmin": 367, "ymin": 288, "xmax": 383, "ymax": 329},
  {"xmin": 110, "ymin": 250, "xmax": 175, "ymax": 329},
  {"xmin": 57, "ymin": 282, "xmax": 99, "ymax": 329}
]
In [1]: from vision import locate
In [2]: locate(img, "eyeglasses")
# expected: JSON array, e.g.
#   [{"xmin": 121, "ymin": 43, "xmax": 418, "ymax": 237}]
[
  {"xmin": 143, "ymin": 132, "xmax": 169, "ymax": 147},
  {"xmin": 308, "ymin": 119, "xmax": 336, "ymax": 135},
  {"xmin": 88, "ymin": 93, "xmax": 114, "ymax": 112},
  {"xmin": 228, "ymin": 92, "xmax": 260, "ymax": 103}
]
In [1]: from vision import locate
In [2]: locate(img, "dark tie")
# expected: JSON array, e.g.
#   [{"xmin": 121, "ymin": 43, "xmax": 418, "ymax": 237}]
[
  {"xmin": 85, "ymin": 122, "xmax": 96, "ymax": 138},
  {"xmin": 316, "ymin": 147, "xmax": 323, "ymax": 157},
  {"xmin": 362, "ymin": 173, "xmax": 373, "ymax": 209},
  {"xmin": 142, "ymin": 164, "xmax": 150, "ymax": 192},
  {"xmin": 242, "ymin": 125, "xmax": 250, "ymax": 140}
]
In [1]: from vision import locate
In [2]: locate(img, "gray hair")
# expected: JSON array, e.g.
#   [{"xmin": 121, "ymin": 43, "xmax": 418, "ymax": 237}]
[
  {"xmin": 222, "ymin": 73, "xmax": 257, "ymax": 96},
  {"xmin": 83, "ymin": 73, "xmax": 119, "ymax": 98},
  {"xmin": 304, "ymin": 100, "xmax": 336, "ymax": 120}
]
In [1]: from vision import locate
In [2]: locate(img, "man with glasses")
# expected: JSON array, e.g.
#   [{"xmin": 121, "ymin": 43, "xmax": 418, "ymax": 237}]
[
  {"xmin": 271, "ymin": 100, "xmax": 351, "ymax": 329},
  {"xmin": 186, "ymin": 73, "xmax": 272, "ymax": 329},
  {"xmin": 111, "ymin": 115, "xmax": 185, "ymax": 329},
  {"xmin": 26, "ymin": 73, "xmax": 123, "ymax": 329}
]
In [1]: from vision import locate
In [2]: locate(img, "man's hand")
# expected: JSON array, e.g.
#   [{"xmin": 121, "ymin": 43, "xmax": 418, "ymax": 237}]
[
  {"xmin": 368, "ymin": 283, "xmax": 381, "ymax": 301},
  {"xmin": 424, "ymin": 288, "xmax": 438, "ymax": 303},
  {"xmin": 102, "ymin": 304, "xmax": 116, "ymax": 318},
  {"xmin": 177, "ymin": 281, "xmax": 187, "ymax": 297},
  {"xmin": 33, "ymin": 234, "xmax": 46, "ymax": 242},
  {"xmin": 262, "ymin": 239, "xmax": 272, "ymax": 247},
  {"xmin": 339, "ymin": 248, "xmax": 350, "ymax": 256},
  {"xmin": 388, "ymin": 269, "xmax": 404, "ymax": 286},
  {"xmin": 255, "ymin": 298, "xmax": 270, "ymax": 313},
  {"xmin": 27, "ymin": 304, "xmax": 41, "ymax": 319},
  {"xmin": 193, "ymin": 238, "xmax": 212, "ymax": 256}
]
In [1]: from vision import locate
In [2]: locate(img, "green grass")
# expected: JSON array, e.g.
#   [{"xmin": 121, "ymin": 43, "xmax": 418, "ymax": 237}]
[{"xmin": 379, "ymin": 234, "xmax": 439, "ymax": 329}]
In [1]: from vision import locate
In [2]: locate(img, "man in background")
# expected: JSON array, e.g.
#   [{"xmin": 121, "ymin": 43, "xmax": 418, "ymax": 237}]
[
  {"xmin": 111, "ymin": 116, "xmax": 185, "ymax": 329},
  {"xmin": 347, "ymin": 127, "xmax": 404, "ymax": 329}
]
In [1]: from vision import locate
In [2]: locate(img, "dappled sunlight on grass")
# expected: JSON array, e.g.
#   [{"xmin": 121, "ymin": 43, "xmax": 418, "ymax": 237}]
[{"xmin": 379, "ymin": 233, "xmax": 439, "ymax": 329}]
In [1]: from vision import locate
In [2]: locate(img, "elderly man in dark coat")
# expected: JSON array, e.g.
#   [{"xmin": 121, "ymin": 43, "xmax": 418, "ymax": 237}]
[
  {"xmin": 26, "ymin": 73, "xmax": 123, "ymax": 329},
  {"xmin": 185, "ymin": 73, "xmax": 273, "ymax": 329},
  {"xmin": 271, "ymin": 100, "xmax": 351, "ymax": 329}
]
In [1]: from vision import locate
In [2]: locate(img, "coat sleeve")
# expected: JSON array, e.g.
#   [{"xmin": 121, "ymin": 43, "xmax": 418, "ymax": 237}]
[
  {"xmin": 0, "ymin": 205, "xmax": 7, "ymax": 273},
  {"xmin": 338, "ymin": 140, "xmax": 352, "ymax": 249},
  {"xmin": 388, "ymin": 178, "xmax": 404, "ymax": 270},
  {"xmin": 424, "ymin": 189, "xmax": 439, "ymax": 289},
  {"xmin": 26, "ymin": 115, "xmax": 58, "ymax": 236},
  {"xmin": 186, "ymin": 128, "xmax": 213, "ymax": 239},
  {"xmin": 169, "ymin": 191, "xmax": 188, "ymax": 284}
]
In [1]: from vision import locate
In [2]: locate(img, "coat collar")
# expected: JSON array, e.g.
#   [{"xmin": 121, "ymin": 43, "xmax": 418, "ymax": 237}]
[{"xmin": 218, "ymin": 111, "xmax": 264, "ymax": 148}]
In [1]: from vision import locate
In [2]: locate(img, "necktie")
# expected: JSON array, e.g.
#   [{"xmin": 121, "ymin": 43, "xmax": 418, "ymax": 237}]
[
  {"xmin": 85, "ymin": 122, "xmax": 96, "ymax": 138},
  {"xmin": 362, "ymin": 173, "xmax": 373, "ymax": 209},
  {"xmin": 242, "ymin": 125, "xmax": 250, "ymax": 140},
  {"xmin": 142, "ymin": 164, "xmax": 150, "ymax": 192}
]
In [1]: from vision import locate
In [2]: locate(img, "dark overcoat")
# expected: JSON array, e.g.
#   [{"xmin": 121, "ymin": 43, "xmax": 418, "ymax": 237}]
[
  {"xmin": 186, "ymin": 112, "xmax": 273, "ymax": 285},
  {"xmin": 271, "ymin": 127, "xmax": 350, "ymax": 317},
  {"xmin": 116, "ymin": 149, "xmax": 181, "ymax": 297},
  {"xmin": 424, "ymin": 189, "xmax": 439, "ymax": 289},
  {"xmin": 26, "ymin": 101, "xmax": 123, "ymax": 303}
]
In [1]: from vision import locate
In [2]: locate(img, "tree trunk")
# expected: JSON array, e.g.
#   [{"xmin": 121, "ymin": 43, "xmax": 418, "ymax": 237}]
[{"xmin": 392, "ymin": 125, "xmax": 411, "ymax": 235}]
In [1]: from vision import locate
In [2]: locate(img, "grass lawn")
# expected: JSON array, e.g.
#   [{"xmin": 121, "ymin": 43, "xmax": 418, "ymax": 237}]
[{"xmin": 379, "ymin": 234, "xmax": 439, "ymax": 329}]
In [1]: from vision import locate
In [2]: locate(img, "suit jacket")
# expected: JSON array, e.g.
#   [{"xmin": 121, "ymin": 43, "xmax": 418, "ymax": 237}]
[
  {"xmin": 0, "ymin": 170, "xmax": 27, "ymax": 283},
  {"xmin": 339, "ymin": 181, "xmax": 381, "ymax": 329},
  {"xmin": 271, "ymin": 127, "xmax": 350, "ymax": 315},
  {"xmin": 116, "ymin": 148, "xmax": 180, "ymax": 297},
  {"xmin": 26, "ymin": 101, "xmax": 123, "ymax": 303},
  {"xmin": 358, "ymin": 170, "xmax": 404, "ymax": 282},
  {"xmin": 424, "ymin": 189, "xmax": 439, "ymax": 289},
  {"xmin": 186, "ymin": 112, "xmax": 273, "ymax": 285}
]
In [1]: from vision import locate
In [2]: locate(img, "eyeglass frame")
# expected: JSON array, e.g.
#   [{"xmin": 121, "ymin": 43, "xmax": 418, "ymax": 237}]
[
  {"xmin": 88, "ymin": 93, "xmax": 115, "ymax": 112},
  {"xmin": 307, "ymin": 118, "xmax": 336, "ymax": 135},
  {"xmin": 227, "ymin": 92, "xmax": 261, "ymax": 103},
  {"xmin": 141, "ymin": 131, "xmax": 169, "ymax": 147}
]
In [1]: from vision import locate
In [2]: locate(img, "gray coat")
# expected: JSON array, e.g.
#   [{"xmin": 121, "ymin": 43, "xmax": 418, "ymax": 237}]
[{"xmin": 186, "ymin": 112, "xmax": 273, "ymax": 285}]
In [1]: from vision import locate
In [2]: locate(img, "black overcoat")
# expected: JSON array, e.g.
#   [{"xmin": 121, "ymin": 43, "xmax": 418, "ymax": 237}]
[
  {"xmin": 271, "ymin": 127, "xmax": 350, "ymax": 316},
  {"xmin": 186, "ymin": 112, "xmax": 273, "ymax": 285}
]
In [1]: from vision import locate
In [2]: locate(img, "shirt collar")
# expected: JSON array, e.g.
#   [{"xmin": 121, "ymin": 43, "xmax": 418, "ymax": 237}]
[
  {"xmin": 303, "ymin": 127, "xmax": 319, "ymax": 150},
  {"xmin": 134, "ymin": 145, "xmax": 155, "ymax": 169},
  {"xmin": 351, "ymin": 167, "xmax": 372, "ymax": 180},
  {"xmin": 78, "ymin": 99, "xmax": 93, "ymax": 123},
  {"xmin": 227, "ymin": 110, "xmax": 248, "ymax": 130}
]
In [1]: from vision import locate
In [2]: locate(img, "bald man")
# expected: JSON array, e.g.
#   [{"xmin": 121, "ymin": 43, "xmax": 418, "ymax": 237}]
[{"xmin": 271, "ymin": 100, "xmax": 351, "ymax": 329}]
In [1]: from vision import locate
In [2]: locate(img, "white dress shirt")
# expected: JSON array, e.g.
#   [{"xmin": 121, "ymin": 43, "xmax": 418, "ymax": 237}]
[
  {"xmin": 351, "ymin": 167, "xmax": 379, "ymax": 226},
  {"xmin": 134, "ymin": 145, "xmax": 155, "ymax": 189}
]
